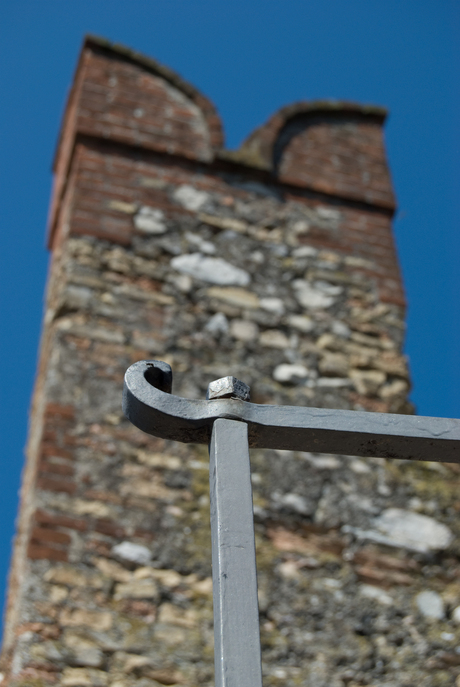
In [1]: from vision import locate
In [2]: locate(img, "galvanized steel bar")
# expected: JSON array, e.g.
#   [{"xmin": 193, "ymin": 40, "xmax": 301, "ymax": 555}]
[
  {"xmin": 123, "ymin": 361, "xmax": 460, "ymax": 462},
  {"xmin": 122, "ymin": 359, "xmax": 460, "ymax": 687},
  {"xmin": 209, "ymin": 418, "xmax": 263, "ymax": 687}
]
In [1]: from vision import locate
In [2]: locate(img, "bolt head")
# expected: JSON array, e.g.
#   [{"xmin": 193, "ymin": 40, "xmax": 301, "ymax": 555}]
[{"xmin": 206, "ymin": 376, "xmax": 250, "ymax": 401}]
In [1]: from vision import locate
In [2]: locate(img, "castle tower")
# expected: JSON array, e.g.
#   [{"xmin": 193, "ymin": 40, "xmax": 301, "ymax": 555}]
[{"xmin": 3, "ymin": 36, "xmax": 458, "ymax": 687}]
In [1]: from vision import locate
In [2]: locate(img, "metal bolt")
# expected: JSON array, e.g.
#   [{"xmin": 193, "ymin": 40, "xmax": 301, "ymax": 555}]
[{"xmin": 207, "ymin": 376, "xmax": 251, "ymax": 402}]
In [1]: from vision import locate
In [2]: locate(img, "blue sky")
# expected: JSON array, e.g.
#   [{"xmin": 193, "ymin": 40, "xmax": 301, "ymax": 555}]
[{"xmin": 0, "ymin": 0, "xmax": 459, "ymax": 631}]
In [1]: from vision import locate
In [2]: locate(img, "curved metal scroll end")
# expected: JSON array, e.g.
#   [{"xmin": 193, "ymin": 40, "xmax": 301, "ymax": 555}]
[
  {"xmin": 143, "ymin": 360, "xmax": 172, "ymax": 394},
  {"xmin": 122, "ymin": 359, "xmax": 228, "ymax": 445},
  {"xmin": 122, "ymin": 360, "xmax": 174, "ymax": 439}
]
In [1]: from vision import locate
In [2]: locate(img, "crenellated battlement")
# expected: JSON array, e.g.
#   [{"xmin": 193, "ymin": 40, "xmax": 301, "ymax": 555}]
[{"xmin": 49, "ymin": 36, "xmax": 402, "ymax": 307}]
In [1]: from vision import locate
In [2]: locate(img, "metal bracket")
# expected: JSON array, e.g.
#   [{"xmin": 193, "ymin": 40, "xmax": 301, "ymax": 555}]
[
  {"xmin": 123, "ymin": 359, "xmax": 460, "ymax": 687},
  {"xmin": 123, "ymin": 360, "xmax": 460, "ymax": 462}
]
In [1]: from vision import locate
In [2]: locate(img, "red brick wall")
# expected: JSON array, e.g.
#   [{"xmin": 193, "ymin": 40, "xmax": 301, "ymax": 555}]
[
  {"xmin": 77, "ymin": 48, "xmax": 213, "ymax": 160},
  {"xmin": 49, "ymin": 36, "xmax": 224, "ymax": 247},
  {"xmin": 276, "ymin": 112, "xmax": 395, "ymax": 208},
  {"xmin": 239, "ymin": 102, "xmax": 395, "ymax": 210}
]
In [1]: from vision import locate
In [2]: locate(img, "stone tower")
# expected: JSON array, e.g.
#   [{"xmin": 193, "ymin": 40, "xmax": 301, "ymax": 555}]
[{"xmin": 3, "ymin": 35, "xmax": 459, "ymax": 687}]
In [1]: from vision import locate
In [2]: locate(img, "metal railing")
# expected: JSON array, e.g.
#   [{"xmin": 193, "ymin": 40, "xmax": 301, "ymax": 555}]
[{"xmin": 123, "ymin": 360, "xmax": 460, "ymax": 687}]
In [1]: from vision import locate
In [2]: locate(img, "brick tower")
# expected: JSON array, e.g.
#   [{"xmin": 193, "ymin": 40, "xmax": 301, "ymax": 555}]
[{"xmin": 3, "ymin": 36, "xmax": 459, "ymax": 687}]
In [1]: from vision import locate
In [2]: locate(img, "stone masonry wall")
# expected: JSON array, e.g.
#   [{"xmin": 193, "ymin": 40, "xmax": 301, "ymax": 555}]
[{"xmin": 3, "ymin": 36, "xmax": 460, "ymax": 687}]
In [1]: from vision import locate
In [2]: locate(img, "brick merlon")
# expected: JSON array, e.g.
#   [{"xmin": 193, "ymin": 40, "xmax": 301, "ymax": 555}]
[
  {"xmin": 228, "ymin": 101, "xmax": 395, "ymax": 210},
  {"xmin": 48, "ymin": 35, "xmax": 225, "ymax": 246},
  {"xmin": 52, "ymin": 34, "xmax": 225, "ymax": 175},
  {"xmin": 230, "ymin": 100, "xmax": 387, "ymax": 169},
  {"xmin": 48, "ymin": 36, "xmax": 396, "ymax": 249}
]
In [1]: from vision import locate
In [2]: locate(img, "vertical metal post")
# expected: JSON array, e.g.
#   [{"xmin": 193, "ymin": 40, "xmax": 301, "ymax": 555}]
[
  {"xmin": 209, "ymin": 418, "xmax": 263, "ymax": 687},
  {"xmin": 124, "ymin": 362, "xmax": 460, "ymax": 687}
]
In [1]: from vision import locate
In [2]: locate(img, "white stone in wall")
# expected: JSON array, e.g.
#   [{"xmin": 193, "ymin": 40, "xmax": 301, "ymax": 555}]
[
  {"xmin": 134, "ymin": 206, "xmax": 167, "ymax": 234},
  {"xmin": 250, "ymin": 250, "xmax": 265, "ymax": 264},
  {"xmin": 207, "ymin": 287, "xmax": 260, "ymax": 309},
  {"xmin": 205, "ymin": 312, "xmax": 229, "ymax": 334},
  {"xmin": 416, "ymin": 591, "xmax": 444, "ymax": 619},
  {"xmin": 359, "ymin": 585, "xmax": 393, "ymax": 606},
  {"xmin": 64, "ymin": 285, "xmax": 92, "ymax": 309},
  {"xmin": 316, "ymin": 378, "xmax": 353, "ymax": 387},
  {"xmin": 316, "ymin": 206, "xmax": 341, "ymax": 222},
  {"xmin": 292, "ymin": 280, "xmax": 339, "ymax": 309},
  {"xmin": 349, "ymin": 369, "xmax": 386, "ymax": 395},
  {"xmin": 376, "ymin": 509, "xmax": 453, "ymax": 552},
  {"xmin": 380, "ymin": 379, "xmax": 409, "ymax": 400},
  {"xmin": 200, "ymin": 213, "xmax": 248, "ymax": 233},
  {"xmin": 278, "ymin": 560, "xmax": 302, "ymax": 580},
  {"xmin": 331, "ymin": 320, "xmax": 351, "ymax": 338},
  {"xmin": 260, "ymin": 297, "xmax": 285, "ymax": 315},
  {"xmin": 169, "ymin": 273, "xmax": 193, "ymax": 293},
  {"xmin": 344, "ymin": 255, "xmax": 376, "ymax": 270},
  {"xmin": 272, "ymin": 491, "xmax": 310, "ymax": 515},
  {"xmin": 112, "ymin": 541, "xmax": 152, "ymax": 565},
  {"xmin": 286, "ymin": 314, "xmax": 315, "ymax": 333},
  {"xmin": 107, "ymin": 199, "xmax": 137, "ymax": 214},
  {"xmin": 319, "ymin": 353, "xmax": 349, "ymax": 377},
  {"xmin": 61, "ymin": 668, "xmax": 109, "ymax": 686},
  {"xmin": 291, "ymin": 220, "xmax": 310, "ymax": 235},
  {"xmin": 273, "ymin": 364, "xmax": 309, "ymax": 383},
  {"xmin": 173, "ymin": 184, "xmax": 210, "ymax": 211},
  {"xmin": 292, "ymin": 245, "xmax": 318, "ymax": 258},
  {"xmin": 300, "ymin": 453, "xmax": 340, "ymax": 469},
  {"xmin": 63, "ymin": 636, "xmax": 103, "ymax": 668},
  {"xmin": 318, "ymin": 250, "xmax": 341, "ymax": 266},
  {"xmin": 230, "ymin": 319, "xmax": 259, "ymax": 342},
  {"xmin": 283, "ymin": 494, "xmax": 310, "ymax": 515},
  {"xmin": 349, "ymin": 458, "xmax": 372, "ymax": 474},
  {"xmin": 114, "ymin": 578, "xmax": 159, "ymax": 601},
  {"xmin": 347, "ymin": 508, "xmax": 453, "ymax": 553},
  {"xmin": 260, "ymin": 330, "xmax": 290, "ymax": 349},
  {"xmin": 185, "ymin": 231, "xmax": 216, "ymax": 254},
  {"xmin": 315, "ymin": 281, "xmax": 343, "ymax": 296},
  {"xmin": 171, "ymin": 253, "xmax": 250, "ymax": 286}
]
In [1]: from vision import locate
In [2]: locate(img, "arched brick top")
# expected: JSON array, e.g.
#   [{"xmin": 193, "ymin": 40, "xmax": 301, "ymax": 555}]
[
  {"xmin": 49, "ymin": 36, "xmax": 224, "ymax": 247},
  {"xmin": 57, "ymin": 35, "xmax": 224, "ymax": 163},
  {"xmin": 238, "ymin": 101, "xmax": 395, "ymax": 209}
]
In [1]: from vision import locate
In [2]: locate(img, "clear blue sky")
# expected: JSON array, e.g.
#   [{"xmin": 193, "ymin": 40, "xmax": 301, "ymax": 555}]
[{"xmin": 0, "ymin": 0, "xmax": 459, "ymax": 632}]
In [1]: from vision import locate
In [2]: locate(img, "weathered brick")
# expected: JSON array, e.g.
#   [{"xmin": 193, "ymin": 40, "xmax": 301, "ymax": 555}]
[
  {"xmin": 27, "ymin": 544, "xmax": 68, "ymax": 562},
  {"xmin": 33, "ymin": 509, "xmax": 88, "ymax": 532},
  {"xmin": 45, "ymin": 403, "xmax": 75, "ymax": 419},
  {"xmin": 39, "ymin": 460, "xmax": 75, "ymax": 476},
  {"xmin": 30, "ymin": 527, "xmax": 71, "ymax": 546},
  {"xmin": 37, "ymin": 476, "xmax": 77, "ymax": 494},
  {"xmin": 93, "ymin": 519, "xmax": 126, "ymax": 538}
]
